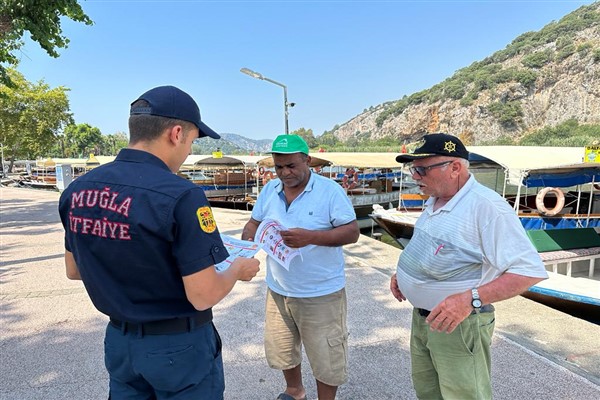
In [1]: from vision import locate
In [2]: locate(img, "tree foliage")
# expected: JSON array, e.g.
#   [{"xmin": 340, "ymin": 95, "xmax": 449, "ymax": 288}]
[
  {"xmin": 521, "ymin": 49, "xmax": 555, "ymax": 68},
  {"xmin": 52, "ymin": 129, "xmax": 129, "ymax": 157},
  {"xmin": 0, "ymin": 0, "xmax": 93, "ymax": 86},
  {"xmin": 487, "ymin": 101, "xmax": 523, "ymax": 129},
  {"xmin": 518, "ymin": 119, "xmax": 600, "ymax": 146},
  {"xmin": 0, "ymin": 68, "xmax": 72, "ymax": 162},
  {"xmin": 291, "ymin": 127, "xmax": 317, "ymax": 148},
  {"xmin": 101, "ymin": 132, "xmax": 129, "ymax": 156},
  {"xmin": 59, "ymin": 123, "xmax": 103, "ymax": 157}
]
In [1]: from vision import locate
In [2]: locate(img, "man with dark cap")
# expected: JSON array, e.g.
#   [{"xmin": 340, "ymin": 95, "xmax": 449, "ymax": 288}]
[
  {"xmin": 390, "ymin": 133, "xmax": 547, "ymax": 399},
  {"xmin": 58, "ymin": 85, "xmax": 260, "ymax": 399},
  {"xmin": 241, "ymin": 134, "xmax": 360, "ymax": 400}
]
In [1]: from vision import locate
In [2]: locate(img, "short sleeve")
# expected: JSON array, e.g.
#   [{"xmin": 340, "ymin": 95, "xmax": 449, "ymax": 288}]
[
  {"xmin": 481, "ymin": 211, "xmax": 548, "ymax": 278},
  {"xmin": 251, "ymin": 180, "xmax": 273, "ymax": 222},
  {"xmin": 328, "ymin": 182, "xmax": 356, "ymax": 227},
  {"xmin": 171, "ymin": 188, "xmax": 229, "ymax": 276}
]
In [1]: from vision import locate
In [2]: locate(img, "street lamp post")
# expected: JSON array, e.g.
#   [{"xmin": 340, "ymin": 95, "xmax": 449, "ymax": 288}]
[
  {"xmin": 240, "ymin": 67, "xmax": 294, "ymax": 135},
  {"xmin": 0, "ymin": 143, "xmax": 4, "ymax": 178}
]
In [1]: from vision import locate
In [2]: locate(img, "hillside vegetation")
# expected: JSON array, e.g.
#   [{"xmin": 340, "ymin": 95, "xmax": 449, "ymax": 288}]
[{"xmin": 323, "ymin": 2, "xmax": 600, "ymax": 149}]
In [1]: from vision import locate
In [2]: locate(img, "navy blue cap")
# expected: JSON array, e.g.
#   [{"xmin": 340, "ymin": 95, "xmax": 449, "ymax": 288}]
[
  {"xmin": 130, "ymin": 85, "xmax": 220, "ymax": 139},
  {"xmin": 396, "ymin": 133, "xmax": 468, "ymax": 163}
]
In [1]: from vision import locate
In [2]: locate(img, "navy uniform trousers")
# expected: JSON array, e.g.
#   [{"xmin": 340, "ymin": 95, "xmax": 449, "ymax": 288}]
[{"xmin": 105, "ymin": 320, "xmax": 224, "ymax": 400}]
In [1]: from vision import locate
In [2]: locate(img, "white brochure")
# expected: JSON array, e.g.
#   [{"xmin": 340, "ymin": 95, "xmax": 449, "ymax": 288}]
[
  {"xmin": 215, "ymin": 234, "xmax": 262, "ymax": 272},
  {"xmin": 255, "ymin": 219, "xmax": 302, "ymax": 271}
]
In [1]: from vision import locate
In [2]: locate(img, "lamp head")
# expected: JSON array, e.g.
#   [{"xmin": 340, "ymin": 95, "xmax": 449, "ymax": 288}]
[{"xmin": 240, "ymin": 67, "xmax": 264, "ymax": 80}]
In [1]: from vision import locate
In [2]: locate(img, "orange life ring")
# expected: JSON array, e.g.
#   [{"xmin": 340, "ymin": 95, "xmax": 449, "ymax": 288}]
[
  {"xmin": 342, "ymin": 172, "xmax": 358, "ymax": 189},
  {"xmin": 258, "ymin": 167, "xmax": 265, "ymax": 176},
  {"xmin": 262, "ymin": 171, "xmax": 275, "ymax": 185},
  {"xmin": 535, "ymin": 187, "xmax": 565, "ymax": 216}
]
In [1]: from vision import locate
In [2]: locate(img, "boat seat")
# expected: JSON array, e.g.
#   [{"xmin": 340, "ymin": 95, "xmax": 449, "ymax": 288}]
[{"xmin": 526, "ymin": 228, "xmax": 600, "ymax": 278}]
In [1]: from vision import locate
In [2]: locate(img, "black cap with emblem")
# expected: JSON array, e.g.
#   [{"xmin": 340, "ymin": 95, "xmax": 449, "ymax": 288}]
[{"xmin": 396, "ymin": 133, "xmax": 469, "ymax": 163}]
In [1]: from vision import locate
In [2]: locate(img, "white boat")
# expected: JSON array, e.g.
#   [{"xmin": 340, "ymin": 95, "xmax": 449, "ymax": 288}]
[{"xmin": 528, "ymin": 272, "xmax": 600, "ymax": 307}]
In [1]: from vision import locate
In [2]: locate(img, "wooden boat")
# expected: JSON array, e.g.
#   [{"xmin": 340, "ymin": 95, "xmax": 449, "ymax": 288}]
[
  {"xmin": 16, "ymin": 155, "xmax": 116, "ymax": 191},
  {"xmin": 181, "ymin": 155, "xmax": 265, "ymax": 210},
  {"xmin": 259, "ymin": 152, "xmax": 415, "ymax": 230}
]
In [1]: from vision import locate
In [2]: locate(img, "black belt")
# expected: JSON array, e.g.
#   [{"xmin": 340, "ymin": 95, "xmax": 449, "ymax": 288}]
[
  {"xmin": 110, "ymin": 310, "xmax": 212, "ymax": 335},
  {"xmin": 417, "ymin": 304, "xmax": 495, "ymax": 318}
]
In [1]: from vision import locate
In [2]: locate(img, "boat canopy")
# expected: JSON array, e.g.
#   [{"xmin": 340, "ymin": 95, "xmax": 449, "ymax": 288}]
[
  {"xmin": 258, "ymin": 152, "xmax": 401, "ymax": 169},
  {"xmin": 36, "ymin": 156, "xmax": 116, "ymax": 169},
  {"xmin": 258, "ymin": 155, "xmax": 331, "ymax": 168},
  {"xmin": 467, "ymin": 146, "xmax": 599, "ymax": 187},
  {"xmin": 192, "ymin": 155, "xmax": 267, "ymax": 168},
  {"xmin": 182, "ymin": 155, "xmax": 211, "ymax": 167},
  {"xmin": 92, "ymin": 155, "xmax": 116, "ymax": 166},
  {"xmin": 36, "ymin": 158, "xmax": 57, "ymax": 167}
]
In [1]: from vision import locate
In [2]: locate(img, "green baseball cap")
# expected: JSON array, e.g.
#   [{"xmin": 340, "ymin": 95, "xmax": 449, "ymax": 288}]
[{"xmin": 268, "ymin": 134, "xmax": 309, "ymax": 155}]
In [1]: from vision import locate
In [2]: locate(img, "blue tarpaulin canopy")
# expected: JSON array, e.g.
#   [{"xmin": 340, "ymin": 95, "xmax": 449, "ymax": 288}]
[
  {"xmin": 525, "ymin": 167, "xmax": 600, "ymax": 187},
  {"xmin": 467, "ymin": 146, "xmax": 599, "ymax": 188}
]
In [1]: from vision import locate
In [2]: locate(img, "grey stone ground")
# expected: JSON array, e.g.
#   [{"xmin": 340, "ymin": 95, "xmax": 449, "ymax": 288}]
[{"xmin": 1, "ymin": 186, "xmax": 599, "ymax": 399}]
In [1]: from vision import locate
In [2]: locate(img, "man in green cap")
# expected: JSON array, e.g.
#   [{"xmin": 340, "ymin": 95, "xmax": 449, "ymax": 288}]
[{"xmin": 242, "ymin": 134, "xmax": 360, "ymax": 400}]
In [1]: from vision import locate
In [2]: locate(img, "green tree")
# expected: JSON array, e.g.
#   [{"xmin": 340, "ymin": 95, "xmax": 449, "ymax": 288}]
[
  {"xmin": 0, "ymin": 68, "xmax": 72, "ymax": 168},
  {"xmin": 521, "ymin": 49, "xmax": 554, "ymax": 69},
  {"xmin": 291, "ymin": 127, "xmax": 317, "ymax": 148},
  {"xmin": 102, "ymin": 131, "xmax": 129, "ymax": 155},
  {"xmin": 317, "ymin": 131, "xmax": 339, "ymax": 148},
  {"xmin": 519, "ymin": 119, "xmax": 599, "ymax": 146},
  {"xmin": 487, "ymin": 101, "xmax": 523, "ymax": 129},
  {"xmin": 0, "ymin": 0, "xmax": 93, "ymax": 86},
  {"xmin": 62, "ymin": 123, "xmax": 103, "ymax": 157}
]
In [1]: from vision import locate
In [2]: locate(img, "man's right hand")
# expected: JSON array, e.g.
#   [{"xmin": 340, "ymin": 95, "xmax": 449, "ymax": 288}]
[
  {"xmin": 231, "ymin": 257, "xmax": 260, "ymax": 281},
  {"xmin": 390, "ymin": 273, "xmax": 406, "ymax": 302}
]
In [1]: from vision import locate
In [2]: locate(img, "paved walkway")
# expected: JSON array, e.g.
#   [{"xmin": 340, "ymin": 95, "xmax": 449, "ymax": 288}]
[{"xmin": 1, "ymin": 186, "xmax": 599, "ymax": 399}]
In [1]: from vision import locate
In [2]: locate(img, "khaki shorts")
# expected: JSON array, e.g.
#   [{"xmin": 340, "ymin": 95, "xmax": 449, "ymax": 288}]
[{"xmin": 264, "ymin": 288, "xmax": 348, "ymax": 386}]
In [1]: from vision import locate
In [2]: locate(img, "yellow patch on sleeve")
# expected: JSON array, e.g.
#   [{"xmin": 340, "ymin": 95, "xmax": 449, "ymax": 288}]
[{"xmin": 196, "ymin": 206, "xmax": 217, "ymax": 233}]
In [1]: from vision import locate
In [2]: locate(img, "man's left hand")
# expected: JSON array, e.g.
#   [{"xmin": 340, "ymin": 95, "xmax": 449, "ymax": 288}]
[
  {"xmin": 425, "ymin": 291, "xmax": 472, "ymax": 334},
  {"xmin": 280, "ymin": 228, "xmax": 313, "ymax": 248}
]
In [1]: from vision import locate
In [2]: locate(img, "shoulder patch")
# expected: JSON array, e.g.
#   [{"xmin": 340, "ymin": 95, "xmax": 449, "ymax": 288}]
[{"xmin": 196, "ymin": 206, "xmax": 217, "ymax": 233}]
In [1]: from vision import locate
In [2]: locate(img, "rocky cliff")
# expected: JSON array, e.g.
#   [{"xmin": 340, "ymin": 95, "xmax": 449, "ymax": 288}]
[{"xmin": 331, "ymin": 3, "xmax": 600, "ymax": 145}]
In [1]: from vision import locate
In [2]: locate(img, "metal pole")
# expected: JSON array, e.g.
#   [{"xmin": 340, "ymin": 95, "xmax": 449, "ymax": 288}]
[
  {"xmin": 283, "ymin": 85, "xmax": 289, "ymax": 135},
  {"xmin": 262, "ymin": 76, "xmax": 289, "ymax": 135},
  {"xmin": 0, "ymin": 143, "xmax": 4, "ymax": 178},
  {"xmin": 241, "ymin": 68, "xmax": 291, "ymax": 135}
]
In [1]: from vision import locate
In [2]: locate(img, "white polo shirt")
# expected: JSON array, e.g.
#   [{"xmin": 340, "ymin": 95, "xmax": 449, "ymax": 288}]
[
  {"xmin": 396, "ymin": 175, "xmax": 548, "ymax": 311},
  {"xmin": 252, "ymin": 172, "xmax": 356, "ymax": 297}
]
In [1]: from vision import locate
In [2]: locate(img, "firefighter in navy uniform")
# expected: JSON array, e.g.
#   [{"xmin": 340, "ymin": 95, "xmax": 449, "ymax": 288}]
[{"xmin": 58, "ymin": 85, "xmax": 260, "ymax": 400}]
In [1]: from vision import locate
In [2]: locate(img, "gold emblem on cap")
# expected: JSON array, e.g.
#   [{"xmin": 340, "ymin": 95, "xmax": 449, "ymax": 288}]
[
  {"xmin": 197, "ymin": 206, "xmax": 217, "ymax": 233},
  {"xmin": 444, "ymin": 141, "xmax": 456, "ymax": 153}
]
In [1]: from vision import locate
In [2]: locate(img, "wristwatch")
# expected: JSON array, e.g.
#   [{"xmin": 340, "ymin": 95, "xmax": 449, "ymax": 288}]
[{"xmin": 471, "ymin": 288, "xmax": 482, "ymax": 310}]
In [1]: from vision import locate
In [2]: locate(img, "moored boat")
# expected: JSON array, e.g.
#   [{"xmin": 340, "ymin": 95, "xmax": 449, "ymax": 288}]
[
  {"xmin": 181, "ymin": 154, "xmax": 265, "ymax": 210},
  {"xmin": 258, "ymin": 152, "xmax": 415, "ymax": 229}
]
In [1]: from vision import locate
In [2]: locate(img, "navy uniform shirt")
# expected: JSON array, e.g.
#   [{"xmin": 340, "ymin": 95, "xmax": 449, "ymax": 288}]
[{"xmin": 58, "ymin": 149, "xmax": 228, "ymax": 322}]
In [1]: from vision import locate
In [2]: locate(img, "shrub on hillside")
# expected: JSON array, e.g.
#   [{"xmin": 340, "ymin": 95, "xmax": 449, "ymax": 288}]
[{"xmin": 522, "ymin": 49, "xmax": 555, "ymax": 68}]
